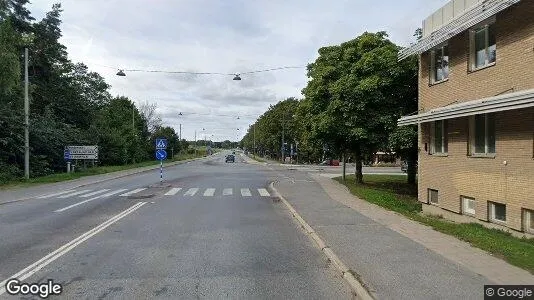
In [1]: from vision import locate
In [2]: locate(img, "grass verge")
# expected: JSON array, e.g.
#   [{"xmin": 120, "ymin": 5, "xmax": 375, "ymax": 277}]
[
  {"xmin": 334, "ymin": 174, "xmax": 534, "ymax": 274},
  {"xmin": 0, "ymin": 152, "xmax": 206, "ymax": 190}
]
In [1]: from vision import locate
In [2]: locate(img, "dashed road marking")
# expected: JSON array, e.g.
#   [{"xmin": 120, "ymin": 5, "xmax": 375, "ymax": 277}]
[
  {"xmin": 204, "ymin": 188, "xmax": 215, "ymax": 197},
  {"xmin": 119, "ymin": 188, "xmax": 147, "ymax": 197},
  {"xmin": 36, "ymin": 190, "xmax": 75, "ymax": 199},
  {"xmin": 258, "ymin": 188, "xmax": 270, "ymax": 197},
  {"xmin": 241, "ymin": 188, "xmax": 252, "ymax": 197},
  {"xmin": 54, "ymin": 189, "xmax": 127, "ymax": 212},
  {"xmin": 223, "ymin": 188, "xmax": 233, "ymax": 196},
  {"xmin": 57, "ymin": 190, "xmax": 92, "ymax": 199},
  {"xmin": 80, "ymin": 189, "xmax": 111, "ymax": 198},
  {"xmin": 164, "ymin": 188, "xmax": 182, "ymax": 196},
  {"xmin": 184, "ymin": 188, "xmax": 199, "ymax": 196}
]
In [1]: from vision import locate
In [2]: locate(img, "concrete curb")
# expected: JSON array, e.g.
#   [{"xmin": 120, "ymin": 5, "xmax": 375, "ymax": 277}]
[
  {"xmin": 268, "ymin": 182, "xmax": 375, "ymax": 300},
  {"xmin": 0, "ymin": 156, "xmax": 207, "ymax": 206}
]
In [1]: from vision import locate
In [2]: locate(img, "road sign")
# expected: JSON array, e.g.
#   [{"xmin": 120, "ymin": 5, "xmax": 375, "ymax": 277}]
[
  {"xmin": 155, "ymin": 138, "xmax": 167, "ymax": 149},
  {"xmin": 64, "ymin": 149, "xmax": 71, "ymax": 160},
  {"xmin": 156, "ymin": 149, "xmax": 167, "ymax": 160},
  {"xmin": 66, "ymin": 145, "xmax": 98, "ymax": 160}
]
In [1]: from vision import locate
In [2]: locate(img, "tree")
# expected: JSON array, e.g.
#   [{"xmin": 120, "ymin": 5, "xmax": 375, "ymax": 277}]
[
  {"xmin": 302, "ymin": 32, "xmax": 418, "ymax": 183},
  {"xmin": 139, "ymin": 100, "xmax": 162, "ymax": 134}
]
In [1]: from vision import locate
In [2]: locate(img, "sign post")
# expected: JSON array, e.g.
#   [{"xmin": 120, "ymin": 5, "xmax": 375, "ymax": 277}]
[{"xmin": 155, "ymin": 138, "xmax": 168, "ymax": 182}]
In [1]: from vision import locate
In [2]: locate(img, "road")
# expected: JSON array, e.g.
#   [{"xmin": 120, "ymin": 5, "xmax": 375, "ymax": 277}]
[{"xmin": 0, "ymin": 151, "xmax": 350, "ymax": 299}]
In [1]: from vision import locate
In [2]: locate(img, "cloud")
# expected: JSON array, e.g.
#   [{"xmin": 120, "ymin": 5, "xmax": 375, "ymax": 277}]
[{"xmin": 28, "ymin": 0, "xmax": 448, "ymax": 141}]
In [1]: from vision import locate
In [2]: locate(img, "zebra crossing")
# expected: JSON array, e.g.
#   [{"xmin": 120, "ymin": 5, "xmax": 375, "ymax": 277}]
[{"xmin": 37, "ymin": 186, "xmax": 273, "ymax": 201}]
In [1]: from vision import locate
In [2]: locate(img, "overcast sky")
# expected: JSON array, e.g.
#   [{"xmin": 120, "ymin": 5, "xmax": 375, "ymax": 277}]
[{"xmin": 28, "ymin": 0, "xmax": 447, "ymax": 141}]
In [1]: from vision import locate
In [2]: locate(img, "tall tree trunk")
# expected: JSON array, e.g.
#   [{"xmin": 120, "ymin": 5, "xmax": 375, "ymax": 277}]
[
  {"xmin": 407, "ymin": 149, "xmax": 417, "ymax": 185},
  {"xmin": 342, "ymin": 152, "xmax": 346, "ymax": 182},
  {"xmin": 354, "ymin": 145, "xmax": 363, "ymax": 184}
]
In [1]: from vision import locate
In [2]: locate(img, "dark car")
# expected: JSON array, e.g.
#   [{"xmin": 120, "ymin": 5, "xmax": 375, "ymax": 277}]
[{"xmin": 225, "ymin": 154, "xmax": 235, "ymax": 163}]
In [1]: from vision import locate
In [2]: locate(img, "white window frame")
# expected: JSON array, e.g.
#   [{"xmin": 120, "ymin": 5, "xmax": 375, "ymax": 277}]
[
  {"xmin": 461, "ymin": 196, "xmax": 476, "ymax": 216},
  {"xmin": 489, "ymin": 202, "xmax": 506, "ymax": 223},
  {"xmin": 524, "ymin": 209, "xmax": 534, "ymax": 234},
  {"xmin": 428, "ymin": 189, "xmax": 439, "ymax": 205},
  {"xmin": 469, "ymin": 114, "xmax": 495, "ymax": 156},
  {"xmin": 430, "ymin": 120, "xmax": 447, "ymax": 155},
  {"xmin": 430, "ymin": 44, "xmax": 449, "ymax": 84},
  {"xmin": 469, "ymin": 19, "xmax": 496, "ymax": 71}
]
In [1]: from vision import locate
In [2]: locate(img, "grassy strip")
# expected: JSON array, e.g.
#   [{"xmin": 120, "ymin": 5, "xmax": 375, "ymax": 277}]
[
  {"xmin": 335, "ymin": 174, "xmax": 534, "ymax": 274},
  {"xmin": 0, "ymin": 152, "xmax": 206, "ymax": 189}
]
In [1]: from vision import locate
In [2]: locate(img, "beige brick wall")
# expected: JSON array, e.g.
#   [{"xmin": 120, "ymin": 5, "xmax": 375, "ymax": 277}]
[
  {"xmin": 418, "ymin": 0, "xmax": 534, "ymax": 111},
  {"xmin": 418, "ymin": 109, "xmax": 534, "ymax": 231},
  {"xmin": 417, "ymin": 1, "xmax": 534, "ymax": 232}
]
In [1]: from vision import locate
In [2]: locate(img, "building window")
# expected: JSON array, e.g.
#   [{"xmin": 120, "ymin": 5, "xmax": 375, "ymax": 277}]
[
  {"xmin": 430, "ymin": 120, "xmax": 448, "ymax": 154},
  {"xmin": 462, "ymin": 196, "xmax": 476, "ymax": 216},
  {"xmin": 430, "ymin": 45, "xmax": 449, "ymax": 83},
  {"xmin": 469, "ymin": 114, "xmax": 495, "ymax": 155},
  {"xmin": 489, "ymin": 202, "xmax": 506, "ymax": 223},
  {"xmin": 470, "ymin": 23, "xmax": 496, "ymax": 70},
  {"xmin": 428, "ymin": 189, "xmax": 438, "ymax": 204},
  {"xmin": 524, "ymin": 209, "xmax": 534, "ymax": 233}
]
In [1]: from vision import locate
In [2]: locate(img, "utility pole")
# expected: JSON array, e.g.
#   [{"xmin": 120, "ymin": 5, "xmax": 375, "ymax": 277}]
[
  {"xmin": 281, "ymin": 114, "xmax": 285, "ymax": 163},
  {"xmin": 194, "ymin": 130, "xmax": 197, "ymax": 156},
  {"xmin": 24, "ymin": 48, "xmax": 30, "ymax": 179},
  {"xmin": 179, "ymin": 124, "xmax": 182, "ymax": 141},
  {"xmin": 253, "ymin": 123, "xmax": 256, "ymax": 157}
]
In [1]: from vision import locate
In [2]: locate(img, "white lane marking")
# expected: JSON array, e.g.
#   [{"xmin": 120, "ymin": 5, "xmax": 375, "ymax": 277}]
[
  {"xmin": 203, "ymin": 188, "xmax": 215, "ymax": 197},
  {"xmin": 36, "ymin": 190, "xmax": 75, "ymax": 199},
  {"xmin": 80, "ymin": 189, "xmax": 111, "ymax": 198},
  {"xmin": 241, "ymin": 188, "xmax": 252, "ymax": 197},
  {"xmin": 223, "ymin": 188, "xmax": 233, "ymax": 196},
  {"xmin": 184, "ymin": 188, "xmax": 199, "ymax": 196},
  {"xmin": 57, "ymin": 190, "xmax": 92, "ymax": 199},
  {"xmin": 258, "ymin": 188, "xmax": 270, "ymax": 197},
  {"xmin": 0, "ymin": 202, "xmax": 146, "ymax": 296},
  {"xmin": 54, "ymin": 189, "xmax": 127, "ymax": 212},
  {"xmin": 164, "ymin": 188, "xmax": 182, "ymax": 196},
  {"xmin": 119, "ymin": 188, "xmax": 147, "ymax": 197}
]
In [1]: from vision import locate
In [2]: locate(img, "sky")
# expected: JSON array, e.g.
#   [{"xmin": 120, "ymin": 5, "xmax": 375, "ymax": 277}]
[{"xmin": 28, "ymin": 0, "xmax": 447, "ymax": 142}]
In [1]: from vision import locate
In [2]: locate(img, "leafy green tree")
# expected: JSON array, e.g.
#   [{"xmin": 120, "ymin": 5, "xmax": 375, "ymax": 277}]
[{"xmin": 302, "ymin": 32, "xmax": 418, "ymax": 183}]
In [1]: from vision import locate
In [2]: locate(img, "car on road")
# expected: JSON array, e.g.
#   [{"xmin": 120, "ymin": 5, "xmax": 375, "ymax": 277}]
[{"xmin": 225, "ymin": 154, "xmax": 235, "ymax": 163}]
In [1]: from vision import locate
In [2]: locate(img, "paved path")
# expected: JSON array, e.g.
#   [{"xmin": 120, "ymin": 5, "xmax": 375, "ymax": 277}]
[{"xmin": 269, "ymin": 163, "xmax": 534, "ymax": 299}]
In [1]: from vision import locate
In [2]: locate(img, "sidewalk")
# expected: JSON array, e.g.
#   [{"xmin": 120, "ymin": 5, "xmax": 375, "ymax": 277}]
[
  {"xmin": 0, "ymin": 156, "xmax": 207, "ymax": 205},
  {"xmin": 272, "ymin": 168, "xmax": 534, "ymax": 299}
]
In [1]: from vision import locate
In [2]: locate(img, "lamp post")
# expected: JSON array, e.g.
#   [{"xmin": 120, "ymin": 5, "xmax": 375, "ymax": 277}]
[{"xmin": 24, "ymin": 47, "xmax": 29, "ymax": 179}]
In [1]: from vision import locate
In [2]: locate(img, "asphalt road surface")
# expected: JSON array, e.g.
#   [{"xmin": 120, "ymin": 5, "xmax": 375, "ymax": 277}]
[{"xmin": 0, "ymin": 151, "xmax": 350, "ymax": 299}]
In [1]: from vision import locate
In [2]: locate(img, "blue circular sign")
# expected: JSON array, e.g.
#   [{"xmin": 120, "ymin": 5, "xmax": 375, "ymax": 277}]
[{"xmin": 155, "ymin": 149, "xmax": 167, "ymax": 160}]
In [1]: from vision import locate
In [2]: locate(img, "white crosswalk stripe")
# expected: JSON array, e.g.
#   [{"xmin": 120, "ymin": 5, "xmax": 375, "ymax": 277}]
[
  {"xmin": 241, "ymin": 188, "xmax": 252, "ymax": 197},
  {"xmin": 119, "ymin": 188, "xmax": 147, "ymax": 197},
  {"xmin": 258, "ymin": 188, "xmax": 270, "ymax": 197},
  {"xmin": 164, "ymin": 188, "xmax": 181, "ymax": 196},
  {"xmin": 184, "ymin": 188, "xmax": 199, "ymax": 196},
  {"xmin": 54, "ymin": 189, "xmax": 127, "ymax": 212},
  {"xmin": 80, "ymin": 189, "xmax": 110, "ymax": 198},
  {"xmin": 37, "ymin": 190, "xmax": 75, "ymax": 199},
  {"xmin": 203, "ymin": 188, "xmax": 215, "ymax": 196},
  {"xmin": 223, "ymin": 188, "xmax": 233, "ymax": 196},
  {"xmin": 57, "ymin": 190, "xmax": 92, "ymax": 199}
]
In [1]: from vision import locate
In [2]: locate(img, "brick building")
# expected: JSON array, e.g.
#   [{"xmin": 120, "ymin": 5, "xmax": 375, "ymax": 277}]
[{"xmin": 398, "ymin": 0, "xmax": 534, "ymax": 234}]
